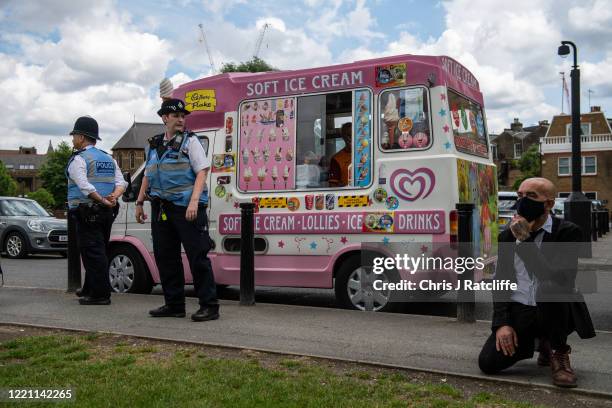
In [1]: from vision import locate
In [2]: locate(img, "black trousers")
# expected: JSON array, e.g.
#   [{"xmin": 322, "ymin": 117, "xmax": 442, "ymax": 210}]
[
  {"xmin": 478, "ymin": 302, "xmax": 569, "ymax": 374},
  {"xmin": 151, "ymin": 200, "xmax": 217, "ymax": 309},
  {"xmin": 70, "ymin": 206, "xmax": 114, "ymax": 299}
]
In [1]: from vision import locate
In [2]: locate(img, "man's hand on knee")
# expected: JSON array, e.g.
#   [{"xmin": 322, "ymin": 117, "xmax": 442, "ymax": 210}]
[{"xmin": 496, "ymin": 325, "xmax": 519, "ymax": 356}]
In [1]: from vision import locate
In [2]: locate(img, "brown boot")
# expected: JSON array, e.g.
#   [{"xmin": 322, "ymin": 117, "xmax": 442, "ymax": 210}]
[
  {"xmin": 551, "ymin": 346, "xmax": 577, "ymax": 388},
  {"xmin": 537, "ymin": 338, "xmax": 551, "ymax": 366}
]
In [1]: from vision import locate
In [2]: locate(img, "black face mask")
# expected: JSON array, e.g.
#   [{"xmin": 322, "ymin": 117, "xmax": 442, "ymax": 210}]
[{"xmin": 513, "ymin": 197, "xmax": 546, "ymax": 222}]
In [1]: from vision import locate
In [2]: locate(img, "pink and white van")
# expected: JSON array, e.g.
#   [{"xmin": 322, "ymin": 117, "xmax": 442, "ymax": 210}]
[{"xmin": 110, "ymin": 54, "xmax": 498, "ymax": 312}]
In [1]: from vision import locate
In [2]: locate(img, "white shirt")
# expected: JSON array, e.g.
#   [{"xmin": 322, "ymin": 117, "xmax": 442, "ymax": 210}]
[
  {"xmin": 67, "ymin": 145, "xmax": 127, "ymax": 196},
  {"xmin": 510, "ymin": 214, "xmax": 553, "ymax": 306},
  {"xmin": 161, "ymin": 133, "xmax": 211, "ymax": 173}
]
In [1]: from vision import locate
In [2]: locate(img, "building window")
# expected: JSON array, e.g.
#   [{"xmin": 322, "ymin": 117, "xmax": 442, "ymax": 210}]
[
  {"xmin": 491, "ymin": 144, "xmax": 498, "ymax": 160},
  {"xmin": 583, "ymin": 156, "xmax": 597, "ymax": 175},
  {"xmin": 558, "ymin": 157, "xmax": 570, "ymax": 176},
  {"xmin": 557, "ymin": 156, "xmax": 597, "ymax": 176},
  {"xmin": 513, "ymin": 143, "xmax": 522, "ymax": 159},
  {"xmin": 129, "ymin": 151, "xmax": 135, "ymax": 169},
  {"xmin": 18, "ymin": 164, "xmax": 34, "ymax": 170},
  {"xmin": 5, "ymin": 164, "xmax": 13, "ymax": 169},
  {"xmin": 565, "ymin": 123, "xmax": 591, "ymax": 136}
]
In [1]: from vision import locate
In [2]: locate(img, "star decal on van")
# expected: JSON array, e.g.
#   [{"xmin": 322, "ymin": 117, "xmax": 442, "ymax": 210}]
[
  {"xmin": 438, "ymin": 108, "xmax": 446, "ymax": 117},
  {"xmin": 278, "ymin": 240, "xmax": 285, "ymax": 248},
  {"xmin": 340, "ymin": 236, "xmax": 348, "ymax": 244},
  {"xmin": 310, "ymin": 241, "xmax": 317, "ymax": 250}
]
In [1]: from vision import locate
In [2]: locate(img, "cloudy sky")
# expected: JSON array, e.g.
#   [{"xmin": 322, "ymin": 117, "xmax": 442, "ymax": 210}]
[{"xmin": 1, "ymin": 0, "xmax": 611, "ymax": 152}]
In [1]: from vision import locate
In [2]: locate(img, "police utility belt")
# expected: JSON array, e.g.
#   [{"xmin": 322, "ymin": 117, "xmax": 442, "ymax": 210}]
[
  {"xmin": 150, "ymin": 197, "xmax": 207, "ymax": 222},
  {"xmin": 76, "ymin": 202, "xmax": 113, "ymax": 223}
]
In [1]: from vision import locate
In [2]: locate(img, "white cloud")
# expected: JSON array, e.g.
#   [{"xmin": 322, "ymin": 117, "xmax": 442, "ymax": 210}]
[{"xmin": 0, "ymin": 1, "xmax": 169, "ymax": 152}]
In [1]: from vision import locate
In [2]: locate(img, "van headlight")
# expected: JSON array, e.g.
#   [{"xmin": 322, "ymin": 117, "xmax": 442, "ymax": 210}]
[{"xmin": 27, "ymin": 220, "xmax": 49, "ymax": 232}]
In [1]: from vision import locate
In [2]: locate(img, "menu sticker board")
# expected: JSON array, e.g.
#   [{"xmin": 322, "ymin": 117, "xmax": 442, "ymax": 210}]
[
  {"xmin": 238, "ymin": 97, "xmax": 297, "ymax": 191},
  {"xmin": 354, "ymin": 90, "xmax": 372, "ymax": 187}
]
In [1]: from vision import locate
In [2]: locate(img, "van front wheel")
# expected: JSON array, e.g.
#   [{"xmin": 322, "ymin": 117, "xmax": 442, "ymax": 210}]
[
  {"xmin": 108, "ymin": 245, "xmax": 153, "ymax": 294},
  {"xmin": 334, "ymin": 254, "xmax": 397, "ymax": 312}
]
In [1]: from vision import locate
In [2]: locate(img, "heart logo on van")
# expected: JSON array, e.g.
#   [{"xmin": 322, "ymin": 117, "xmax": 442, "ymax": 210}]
[{"xmin": 390, "ymin": 168, "xmax": 436, "ymax": 201}]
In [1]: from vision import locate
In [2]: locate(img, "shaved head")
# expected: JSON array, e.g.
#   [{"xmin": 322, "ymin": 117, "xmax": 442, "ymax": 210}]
[{"xmin": 520, "ymin": 177, "xmax": 556, "ymax": 199}]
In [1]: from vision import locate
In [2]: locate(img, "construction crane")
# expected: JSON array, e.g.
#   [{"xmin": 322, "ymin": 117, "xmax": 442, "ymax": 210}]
[
  {"xmin": 198, "ymin": 23, "xmax": 216, "ymax": 74},
  {"xmin": 253, "ymin": 23, "xmax": 270, "ymax": 59}
]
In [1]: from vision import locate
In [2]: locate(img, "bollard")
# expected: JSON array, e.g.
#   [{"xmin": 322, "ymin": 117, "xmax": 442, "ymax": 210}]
[
  {"xmin": 591, "ymin": 212, "xmax": 598, "ymax": 242},
  {"xmin": 597, "ymin": 211, "xmax": 603, "ymax": 238},
  {"xmin": 456, "ymin": 202, "xmax": 475, "ymax": 323},
  {"xmin": 66, "ymin": 203, "xmax": 81, "ymax": 292},
  {"xmin": 239, "ymin": 202, "xmax": 256, "ymax": 306}
]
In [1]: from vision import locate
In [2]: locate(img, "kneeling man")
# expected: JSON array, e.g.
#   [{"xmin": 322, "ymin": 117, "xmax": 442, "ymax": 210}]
[{"xmin": 478, "ymin": 177, "xmax": 595, "ymax": 388}]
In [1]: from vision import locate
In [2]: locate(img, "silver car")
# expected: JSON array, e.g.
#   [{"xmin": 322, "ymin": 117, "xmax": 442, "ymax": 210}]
[
  {"xmin": 0, "ymin": 197, "xmax": 68, "ymax": 258},
  {"xmin": 498, "ymin": 191, "xmax": 518, "ymax": 228}
]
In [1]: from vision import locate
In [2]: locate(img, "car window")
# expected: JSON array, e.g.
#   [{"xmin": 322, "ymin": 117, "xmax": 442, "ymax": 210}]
[{"xmin": 0, "ymin": 200, "xmax": 49, "ymax": 216}]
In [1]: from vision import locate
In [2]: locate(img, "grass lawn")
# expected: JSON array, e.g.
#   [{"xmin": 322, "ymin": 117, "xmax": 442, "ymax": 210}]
[{"xmin": 0, "ymin": 331, "xmax": 544, "ymax": 407}]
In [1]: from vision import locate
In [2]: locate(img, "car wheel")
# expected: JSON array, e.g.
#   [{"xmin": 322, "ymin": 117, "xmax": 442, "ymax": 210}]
[
  {"xmin": 334, "ymin": 253, "xmax": 398, "ymax": 312},
  {"xmin": 4, "ymin": 231, "xmax": 28, "ymax": 259},
  {"xmin": 108, "ymin": 245, "xmax": 152, "ymax": 294}
]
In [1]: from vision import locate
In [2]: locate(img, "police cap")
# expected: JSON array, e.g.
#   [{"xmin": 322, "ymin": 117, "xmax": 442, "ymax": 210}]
[
  {"xmin": 157, "ymin": 98, "xmax": 191, "ymax": 117},
  {"xmin": 69, "ymin": 116, "xmax": 100, "ymax": 141}
]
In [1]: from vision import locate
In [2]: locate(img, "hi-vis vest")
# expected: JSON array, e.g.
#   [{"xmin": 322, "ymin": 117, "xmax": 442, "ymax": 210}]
[
  {"xmin": 66, "ymin": 147, "xmax": 116, "ymax": 209},
  {"xmin": 145, "ymin": 133, "xmax": 208, "ymax": 207}
]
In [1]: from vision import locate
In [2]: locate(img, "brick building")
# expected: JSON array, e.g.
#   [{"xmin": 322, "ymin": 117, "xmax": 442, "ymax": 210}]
[
  {"xmin": 112, "ymin": 122, "xmax": 165, "ymax": 175},
  {"xmin": 490, "ymin": 118, "xmax": 549, "ymax": 190},
  {"xmin": 540, "ymin": 106, "xmax": 612, "ymax": 204},
  {"xmin": 0, "ymin": 142, "xmax": 53, "ymax": 195}
]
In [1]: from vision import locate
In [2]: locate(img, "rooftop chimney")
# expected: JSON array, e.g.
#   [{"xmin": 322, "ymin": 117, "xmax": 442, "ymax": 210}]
[
  {"xmin": 591, "ymin": 106, "xmax": 601, "ymax": 112},
  {"xmin": 510, "ymin": 118, "xmax": 523, "ymax": 132}
]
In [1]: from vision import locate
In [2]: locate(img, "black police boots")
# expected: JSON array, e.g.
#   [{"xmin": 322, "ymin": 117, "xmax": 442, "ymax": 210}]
[
  {"xmin": 79, "ymin": 296, "xmax": 111, "ymax": 305},
  {"xmin": 191, "ymin": 304, "xmax": 220, "ymax": 322},
  {"xmin": 149, "ymin": 304, "xmax": 186, "ymax": 318}
]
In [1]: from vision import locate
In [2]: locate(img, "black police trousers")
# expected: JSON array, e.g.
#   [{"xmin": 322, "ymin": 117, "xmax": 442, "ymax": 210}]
[
  {"xmin": 69, "ymin": 206, "xmax": 114, "ymax": 299},
  {"xmin": 151, "ymin": 200, "xmax": 217, "ymax": 309}
]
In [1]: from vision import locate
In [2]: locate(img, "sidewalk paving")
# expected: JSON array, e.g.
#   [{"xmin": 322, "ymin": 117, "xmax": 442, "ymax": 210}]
[
  {"xmin": 578, "ymin": 232, "xmax": 612, "ymax": 271},
  {"xmin": 1, "ymin": 287, "xmax": 611, "ymax": 398}
]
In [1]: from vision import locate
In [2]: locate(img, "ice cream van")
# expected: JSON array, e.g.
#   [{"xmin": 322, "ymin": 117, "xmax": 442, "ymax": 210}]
[{"xmin": 110, "ymin": 54, "xmax": 498, "ymax": 312}]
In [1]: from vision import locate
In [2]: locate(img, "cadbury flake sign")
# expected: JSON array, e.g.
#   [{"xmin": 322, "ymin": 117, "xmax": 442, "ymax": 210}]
[
  {"xmin": 185, "ymin": 89, "xmax": 217, "ymax": 112},
  {"xmin": 245, "ymin": 70, "xmax": 364, "ymax": 97}
]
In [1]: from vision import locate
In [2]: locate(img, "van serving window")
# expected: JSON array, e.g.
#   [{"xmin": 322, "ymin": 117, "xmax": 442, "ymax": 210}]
[
  {"xmin": 448, "ymin": 89, "xmax": 488, "ymax": 158},
  {"xmin": 238, "ymin": 89, "xmax": 372, "ymax": 192},
  {"xmin": 379, "ymin": 86, "xmax": 431, "ymax": 151}
]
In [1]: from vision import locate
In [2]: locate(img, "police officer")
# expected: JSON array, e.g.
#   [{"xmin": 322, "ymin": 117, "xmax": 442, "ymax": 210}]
[
  {"xmin": 67, "ymin": 116, "xmax": 126, "ymax": 305},
  {"xmin": 135, "ymin": 98, "xmax": 219, "ymax": 322}
]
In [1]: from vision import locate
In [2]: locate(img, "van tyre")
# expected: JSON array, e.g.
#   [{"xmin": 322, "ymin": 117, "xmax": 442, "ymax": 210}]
[
  {"xmin": 334, "ymin": 253, "xmax": 398, "ymax": 312},
  {"xmin": 108, "ymin": 245, "xmax": 153, "ymax": 294},
  {"xmin": 4, "ymin": 231, "xmax": 28, "ymax": 259}
]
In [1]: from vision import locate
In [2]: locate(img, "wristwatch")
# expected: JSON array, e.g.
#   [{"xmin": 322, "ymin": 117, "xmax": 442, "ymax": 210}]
[{"xmin": 136, "ymin": 201, "xmax": 144, "ymax": 207}]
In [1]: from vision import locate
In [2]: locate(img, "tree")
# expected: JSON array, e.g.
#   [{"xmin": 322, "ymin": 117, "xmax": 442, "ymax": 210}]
[
  {"xmin": 512, "ymin": 144, "xmax": 541, "ymax": 190},
  {"xmin": 27, "ymin": 188, "xmax": 55, "ymax": 210},
  {"xmin": 220, "ymin": 57, "xmax": 277, "ymax": 73},
  {"xmin": 0, "ymin": 161, "xmax": 17, "ymax": 196},
  {"xmin": 39, "ymin": 141, "xmax": 73, "ymax": 209}
]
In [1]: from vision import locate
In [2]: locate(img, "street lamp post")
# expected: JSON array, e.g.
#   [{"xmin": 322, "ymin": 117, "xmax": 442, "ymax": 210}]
[{"xmin": 558, "ymin": 40, "xmax": 592, "ymax": 257}]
